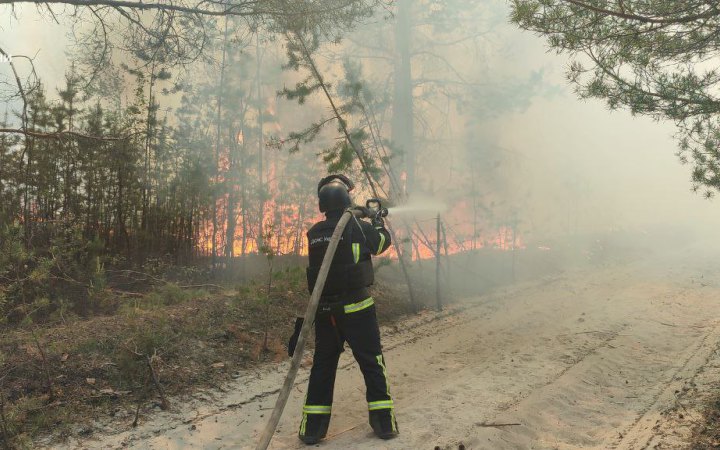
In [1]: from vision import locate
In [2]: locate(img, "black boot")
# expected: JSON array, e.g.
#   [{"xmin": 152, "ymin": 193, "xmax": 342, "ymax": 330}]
[
  {"xmin": 298, "ymin": 414, "xmax": 331, "ymax": 445},
  {"xmin": 369, "ymin": 409, "xmax": 399, "ymax": 440}
]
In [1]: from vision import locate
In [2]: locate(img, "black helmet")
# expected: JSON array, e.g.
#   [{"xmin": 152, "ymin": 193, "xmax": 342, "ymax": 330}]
[{"xmin": 318, "ymin": 174, "xmax": 354, "ymax": 213}]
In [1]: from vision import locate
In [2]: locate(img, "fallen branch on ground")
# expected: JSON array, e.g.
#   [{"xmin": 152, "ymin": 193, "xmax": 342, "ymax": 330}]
[
  {"xmin": 328, "ymin": 424, "xmax": 360, "ymax": 438},
  {"xmin": 124, "ymin": 346, "xmax": 170, "ymax": 412},
  {"xmin": 32, "ymin": 329, "xmax": 55, "ymax": 402},
  {"xmin": 0, "ymin": 388, "xmax": 10, "ymax": 450},
  {"xmin": 147, "ymin": 353, "xmax": 170, "ymax": 411},
  {"xmin": 475, "ymin": 422, "xmax": 521, "ymax": 428},
  {"xmin": 132, "ymin": 373, "xmax": 150, "ymax": 428}
]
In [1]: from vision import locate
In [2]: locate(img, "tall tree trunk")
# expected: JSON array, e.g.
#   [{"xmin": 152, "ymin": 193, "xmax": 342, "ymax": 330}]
[
  {"xmin": 86, "ymin": 142, "xmax": 95, "ymax": 237},
  {"xmin": 392, "ymin": 0, "xmax": 414, "ymax": 196},
  {"xmin": 187, "ymin": 202, "xmax": 195, "ymax": 260},
  {"xmin": 240, "ymin": 132, "xmax": 248, "ymax": 257},
  {"xmin": 471, "ymin": 161, "xmax": 478, "ymax": 251},
  {"xmin": 392, "ymin": 0, "xmax": 416, "ymax": 262},
  {"xmin": 239, "ymin": 131, "xmax": 249, "ymax": 281},
  {"xmin": 294, "ymin": 202, "xmax": 305, "ymax": 265},
  {"xmin": 225, "ymin": 127, "xmax": 240, "ymax": 267},
  {"xmin": 22, "ymin": 107, "xmax": 39, "ymax": 247},
  {"xmin": 142, "ymin": 63, "xmax": 157, "ymax": 241},
  {"xmin": 23, "ymin": 139, "xmax": 32, "ymax": 246},
  {"xmin": 256, "ymin": 32, "xmax": 265, "ymax": 253},
  {"xmin": 116, "ymin": 146, "xmax": 130, "ymax": 252},
  {"xmin": 213, "ymin": 18, "xmax": 230, "ymax": 271}
]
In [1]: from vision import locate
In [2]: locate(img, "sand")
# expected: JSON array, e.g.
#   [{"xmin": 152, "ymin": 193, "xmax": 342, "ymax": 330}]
[{"xmin": 58, "ymin": 242, "xmax": 720, "ymax": 449}]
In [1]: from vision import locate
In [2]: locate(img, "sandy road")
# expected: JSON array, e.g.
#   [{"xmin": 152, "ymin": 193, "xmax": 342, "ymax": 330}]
[{"xmin": 67, "ymin": 243, "xmax": 720, "ymax": 450}]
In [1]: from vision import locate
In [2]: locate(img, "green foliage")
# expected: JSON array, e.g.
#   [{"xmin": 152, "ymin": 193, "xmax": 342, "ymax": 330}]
[
  {"xmin": 510, "ymin": 0, "xmax": 720, "ymax": 196},
  {"xmin": 277, "ymin": 77, "xmax": 323, "ymax": 105},
  {"xmin": 113, "ymin": 317, "xmax": 174, "ymax": 391},
  {"xmin": 278, "ymin": 39, "xmax": 387, "ymax": 189},
  {"xmin": 0, "ymin": 222, "xmax": 107, "ymax": 324},
  {"xmin": 0, "ymin": 3, "xmax": 389, "ymax": 328},
  {"xmin": 143, "ymin": 283, "xmax": 198, "ymax": 308}
]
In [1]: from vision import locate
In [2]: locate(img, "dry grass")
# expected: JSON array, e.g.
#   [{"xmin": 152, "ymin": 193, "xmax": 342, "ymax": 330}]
[
  {"xmin": 688, "ymin": 395, "xmax": 720, "ymax": 449},
  {"xmin": 0, "ymin": 266, "xmax": 416, "ymax": 448}
]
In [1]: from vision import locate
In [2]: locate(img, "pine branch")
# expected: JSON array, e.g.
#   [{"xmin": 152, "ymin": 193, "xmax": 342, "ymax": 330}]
[
  {"xmin": 560, "ymin": 0, "xmax": 719, "ymax": 25},
  {"xmin": 289, "ymin": 30, "xmax": 382, "ymax": 199}
]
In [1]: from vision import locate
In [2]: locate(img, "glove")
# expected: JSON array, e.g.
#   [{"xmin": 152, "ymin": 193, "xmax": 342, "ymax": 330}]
[
  {"xmin": 288, "ymin": 317, "xmax": 304, "ymax": 357},
  {"xmin": 372, "ymin": 216, "xmax": 385, "ymax": 228},
  {"xmin": 351, "ymin": 206, "xmax": 372, "ymax": 218}
]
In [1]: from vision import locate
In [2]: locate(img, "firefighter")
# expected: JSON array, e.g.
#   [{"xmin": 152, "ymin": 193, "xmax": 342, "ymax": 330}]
[{"xmin": 287, "ymin": 174, "xmax": 398, "ymax": 445}]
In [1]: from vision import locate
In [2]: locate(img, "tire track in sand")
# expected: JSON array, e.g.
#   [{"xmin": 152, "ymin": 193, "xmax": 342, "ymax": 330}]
[
  {"xmin": 612, "ymin": 319, "xmax": 720, "ymax": 450},
  {"xmin": 479, "ymin": 282, "xmax": 720, "ymax": 450}
]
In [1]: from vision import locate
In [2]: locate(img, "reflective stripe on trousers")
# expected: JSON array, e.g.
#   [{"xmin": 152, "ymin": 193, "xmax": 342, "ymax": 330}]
[
  {"xmin": 303, "ymin": 405, "xmax": 331, "ymax": 414},
  {"xmin": 299, "ymin": 404, "xmax": 331, "ymax": 435},
  {"xmin": 368, "ymin": 399, "xmax": 394, "ymax": 410},
  {"xmin": 302, "ymin": 296, "xmax": 395, "ymax": 434},
  {"xmin": 370, "ymin": 354, "xmax": 398, "ymax": 432}
]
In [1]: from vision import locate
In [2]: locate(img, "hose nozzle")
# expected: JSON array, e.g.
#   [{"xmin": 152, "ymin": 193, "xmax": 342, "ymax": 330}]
[{"xmin": 366, "ymin": 198, "xmax": 389, "ymax": 219}]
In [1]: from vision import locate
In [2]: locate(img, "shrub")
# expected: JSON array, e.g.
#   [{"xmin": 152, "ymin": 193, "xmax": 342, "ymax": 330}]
[{"xmin": 0, "ymin": 223, "xmax": 107, "ymax": 325}]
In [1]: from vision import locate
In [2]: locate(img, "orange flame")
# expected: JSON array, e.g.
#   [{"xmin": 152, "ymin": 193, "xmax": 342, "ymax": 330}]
[{"xmin": 200, "ymin": 136, "xmax": 523, "ymax": 260}]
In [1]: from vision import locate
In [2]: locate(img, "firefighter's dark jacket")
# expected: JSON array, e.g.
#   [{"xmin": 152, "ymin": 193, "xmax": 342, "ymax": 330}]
[{"xmin": 306, "ymin": 210, "xmax": 391, "ymax": 303}]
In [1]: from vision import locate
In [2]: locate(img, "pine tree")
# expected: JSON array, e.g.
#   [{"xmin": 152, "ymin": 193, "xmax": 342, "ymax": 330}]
[{"xmin": 511, "ymin": 0, "xmax": 720, "ymax": 197}]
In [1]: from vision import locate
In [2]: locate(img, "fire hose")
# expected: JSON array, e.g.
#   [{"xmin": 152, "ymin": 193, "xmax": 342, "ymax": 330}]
[{"xmin": 255, "ymin": 202, "xmax": 387, "ymax": 450}]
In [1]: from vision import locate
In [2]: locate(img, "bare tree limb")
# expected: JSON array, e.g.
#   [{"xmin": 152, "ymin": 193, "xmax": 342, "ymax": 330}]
[
  {"xmin": 0, "ymin": 128, "xmax": 134, "ymax": 140},
  {"xmin": 82, "ymin": 5, "xmax": 112, "ymax": 89},
  {"xmin": 0, "ymin": 46, "xmax": 28, "ymax": 131},
  {"xmin": 4, "ymin": 0, "xmax": 258, "ymax": 16},
  {"xmin": 2, "ymin": 0, "xmax": 368, "ymax": 19}
]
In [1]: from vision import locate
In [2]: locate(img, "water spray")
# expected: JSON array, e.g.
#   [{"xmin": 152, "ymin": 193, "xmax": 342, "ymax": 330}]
[{"xmin": 386, "ymin": 197, "xmax": 448, "ymax": 217}]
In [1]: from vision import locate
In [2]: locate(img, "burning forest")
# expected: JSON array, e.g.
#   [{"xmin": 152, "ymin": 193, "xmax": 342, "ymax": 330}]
[{"xmin": 2, "ymin": 1, "xmax": 720, "ymax": 449}]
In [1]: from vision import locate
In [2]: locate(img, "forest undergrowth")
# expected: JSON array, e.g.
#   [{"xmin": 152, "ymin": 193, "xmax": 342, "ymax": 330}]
[{"xmin": 0, "ymin": 261, "xmax": 417, "ymax": 448}]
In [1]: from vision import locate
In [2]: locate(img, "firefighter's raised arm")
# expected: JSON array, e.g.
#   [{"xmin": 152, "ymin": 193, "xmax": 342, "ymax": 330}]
[{"xmin": 359, "ymin": 216, "xmax": 392, "ymax": 255}]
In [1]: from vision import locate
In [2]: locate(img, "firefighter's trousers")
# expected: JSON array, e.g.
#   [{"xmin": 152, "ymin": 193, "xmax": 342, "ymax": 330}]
[{"xmin": 300, "ymin": 297, "xmax": 395, "ymax": 431}]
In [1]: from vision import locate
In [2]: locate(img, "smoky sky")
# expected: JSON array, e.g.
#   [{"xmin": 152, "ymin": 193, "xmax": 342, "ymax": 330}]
[{"xmin": 2, "ymin": 2, "xmax": 718, "ymax": 243}]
